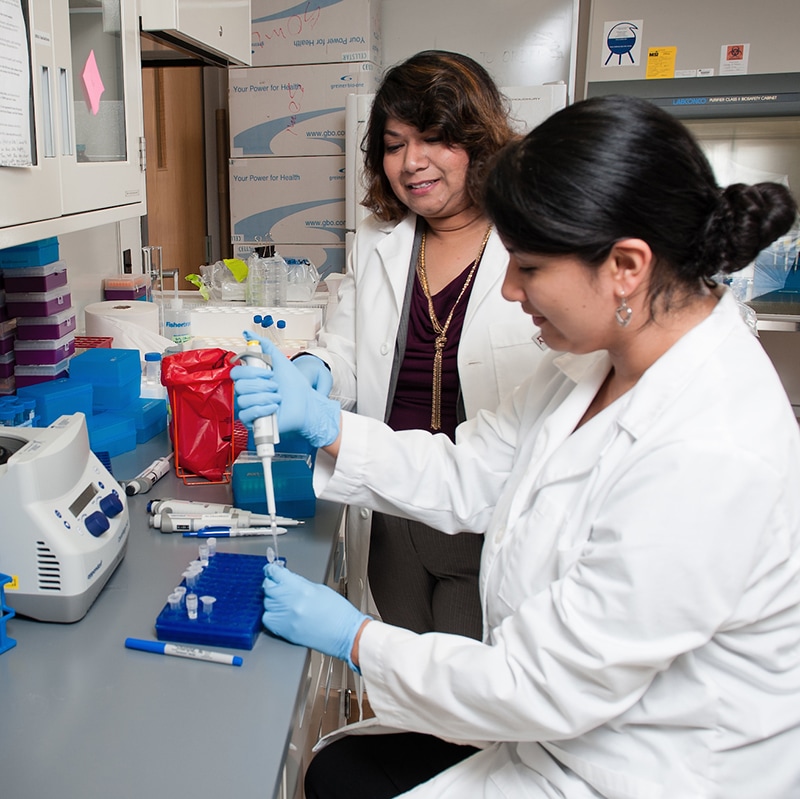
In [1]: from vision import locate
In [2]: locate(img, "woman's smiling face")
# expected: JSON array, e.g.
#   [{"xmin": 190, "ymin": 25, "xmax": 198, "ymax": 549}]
[
  {"xmin": 501, "ymin": 246, "xmax": 620, "ymax": 355},
  {"xmin": 382, "ymin": 117, "xmax": 472, "ymax": 222}
]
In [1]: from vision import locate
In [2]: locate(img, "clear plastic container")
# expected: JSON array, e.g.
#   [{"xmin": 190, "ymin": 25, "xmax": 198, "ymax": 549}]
[
  {"xmin": 143, "ymin": 352, "xmax": 162, "ymax": 385},
  {"xmin": 246, "ymin": 246, "xmax": 287, "ymax": 307}
]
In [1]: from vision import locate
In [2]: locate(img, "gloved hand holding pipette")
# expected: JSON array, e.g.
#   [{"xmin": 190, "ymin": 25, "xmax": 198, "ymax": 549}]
[
  {"xmin": 262, "ymin": 562, "xmax": 369, "ymax": 672},
  {"xmin": 230, "ymin": 333, "xmax": 341, "ymax": 449}
]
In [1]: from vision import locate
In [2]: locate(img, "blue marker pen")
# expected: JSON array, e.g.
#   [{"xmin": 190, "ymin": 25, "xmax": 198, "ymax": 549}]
[{"xmin": 125, "ymin": 638, "xmax": 243, "ymax": 666}]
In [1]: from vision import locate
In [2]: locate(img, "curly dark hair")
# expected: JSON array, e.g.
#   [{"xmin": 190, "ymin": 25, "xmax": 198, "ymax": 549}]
[{"xmin": 361, "ymin": 50, "xmax": 518, "ymax": 223}]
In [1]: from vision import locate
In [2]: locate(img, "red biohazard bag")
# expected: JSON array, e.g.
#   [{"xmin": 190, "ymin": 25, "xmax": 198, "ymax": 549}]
[{"xmin": 161, "ymin": 348, "xmax": 238, "ymax": 482}]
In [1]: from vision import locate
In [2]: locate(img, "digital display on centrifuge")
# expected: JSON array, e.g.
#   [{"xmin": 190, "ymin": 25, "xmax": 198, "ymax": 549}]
[{"xmin": 69, "ymin": 484, "xmax": 98, "ymax": 517}]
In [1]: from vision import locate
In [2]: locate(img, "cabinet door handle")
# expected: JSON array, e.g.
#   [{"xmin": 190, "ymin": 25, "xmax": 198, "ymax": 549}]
[
  {"xmin": 40, "ymin": 66, "xmax": 55, "ymax": 158},
  {"xmin": 58, "ymin": 67, "xmax": 73, "ymax": 156}
]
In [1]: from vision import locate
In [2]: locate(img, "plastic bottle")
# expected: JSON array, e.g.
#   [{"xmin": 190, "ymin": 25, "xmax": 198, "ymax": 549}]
[
  {"xmin": 141, "ymin": 352, "xmax": 167, "ymax": 400},
  {"xmin": 144, "ymin": 352, "xmax": 161, "ymax": 385},
  {"xmin": 163, "ymin": 279, "xmax": 192, "ymax": 346},
  {"xmin": 245, "ymin": 252, "xmax": 267, "ymax": 306},
  {"xmin": 261, "ymin": 246, "xmax": 288, "ymax": 307}
]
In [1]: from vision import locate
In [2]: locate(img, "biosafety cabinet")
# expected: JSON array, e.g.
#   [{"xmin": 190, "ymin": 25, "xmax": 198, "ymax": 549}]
[
  {"xmin": 1, "ymin": 0, "xmax": 146, "ymax": 247},
  {"xmin": 584, "ymin": 0, "xmax": 800, "ymax": 417}
]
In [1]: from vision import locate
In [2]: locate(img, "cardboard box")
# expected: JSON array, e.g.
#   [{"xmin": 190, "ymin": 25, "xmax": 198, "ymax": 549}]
[
  {"xmin": 232, "ymin": 242, "xmax": 345, "ymax": 278},
  {"xmin": 230, "ymin": 155, "xmax": 346, "ymax": 244},
  {"xmin": 250, "ymin": 0, "xmax": 381, "ymax": 67},
  {"xmin": 229, "ymin": 62, "xmax": 378, "ymax": 157}
]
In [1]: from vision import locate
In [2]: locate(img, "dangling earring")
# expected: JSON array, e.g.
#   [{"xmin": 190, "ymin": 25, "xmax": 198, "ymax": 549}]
[{"xmin": 615, "ymin": 292, "xmax": 632, "ymax": 327}]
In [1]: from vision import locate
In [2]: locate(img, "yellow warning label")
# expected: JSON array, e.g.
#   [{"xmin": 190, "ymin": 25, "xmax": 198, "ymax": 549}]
[{"xmin": 646, "ymin": 46, "xmax": 677, "ymax": 80}]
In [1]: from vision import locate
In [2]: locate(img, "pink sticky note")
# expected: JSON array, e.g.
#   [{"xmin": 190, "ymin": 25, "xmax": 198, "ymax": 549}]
[{"xmin": 81, "ymin": 50, "xmax": 105, "ymax": 116}]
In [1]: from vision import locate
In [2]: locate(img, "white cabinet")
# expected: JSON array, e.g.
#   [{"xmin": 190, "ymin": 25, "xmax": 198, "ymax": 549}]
[
  {"xmin": 0, "ymin": 0, "xmax": 145, "ymax": 248},
  {"xmin": 139, "ymin": 0, "xmax": 252, "ymax": 66}
]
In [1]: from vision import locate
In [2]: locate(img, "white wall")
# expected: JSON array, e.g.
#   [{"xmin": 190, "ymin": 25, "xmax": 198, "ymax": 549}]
[{"xmin": 59, "ymin": 217, "xmax": 142, "ymax": 334}]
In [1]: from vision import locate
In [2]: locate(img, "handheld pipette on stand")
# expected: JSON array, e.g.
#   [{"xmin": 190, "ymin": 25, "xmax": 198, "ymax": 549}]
[
  {"xmin": 146, "ymin": 498, "xmax": 303, "ymax": 522},
  {"xmin": 241, "ymin": 338, "xmax": 284, "ymax": 561},
  {"xmin": 149, "ymin": 512, "xmax": 301, "ymax": 533}
]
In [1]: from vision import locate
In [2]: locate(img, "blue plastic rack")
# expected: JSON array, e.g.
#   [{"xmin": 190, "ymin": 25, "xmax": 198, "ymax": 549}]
[
  {"xmin": 155, "ymin": 552, "xmax": 268, "ymax": 650},
  {"xmin": 1, "ymin": 573, "xmax": 17, "ymax": 655}
]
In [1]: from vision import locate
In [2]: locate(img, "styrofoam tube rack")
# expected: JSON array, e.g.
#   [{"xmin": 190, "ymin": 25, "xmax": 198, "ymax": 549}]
[{"xmin": 189, "ymin": 305, "xmax": 323, "ymax": 342}]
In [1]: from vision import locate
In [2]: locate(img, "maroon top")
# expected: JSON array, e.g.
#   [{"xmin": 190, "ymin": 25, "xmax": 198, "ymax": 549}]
[{"xmin": 387, "ymin": 262, "xmax": 477, "ymax": 441}]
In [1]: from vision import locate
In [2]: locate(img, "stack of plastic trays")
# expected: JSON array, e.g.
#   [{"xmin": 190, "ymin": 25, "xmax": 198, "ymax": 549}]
[{"xmin": 0, "ymin": 238, "xmax": 76, "ymax": 389}]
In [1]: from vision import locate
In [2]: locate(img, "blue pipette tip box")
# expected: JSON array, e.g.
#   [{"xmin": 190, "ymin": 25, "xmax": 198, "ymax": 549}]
[{"xmin": 155, "ymin": 552, "xmax": 269, "ymax": 650}]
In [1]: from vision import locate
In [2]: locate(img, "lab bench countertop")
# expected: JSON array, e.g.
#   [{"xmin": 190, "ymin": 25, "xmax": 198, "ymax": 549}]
[{"xmin": 0, "ymin": 432, "xmax": 343, "ymax": 799}]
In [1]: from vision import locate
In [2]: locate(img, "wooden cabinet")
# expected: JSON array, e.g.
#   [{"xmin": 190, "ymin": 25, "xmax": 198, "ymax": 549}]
[{"xmin": 0, "ymin": 0, "xmax": 145, "ymax": 248}]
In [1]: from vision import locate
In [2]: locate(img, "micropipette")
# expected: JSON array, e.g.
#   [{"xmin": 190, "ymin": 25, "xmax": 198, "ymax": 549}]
[
  {"xmin": 241, "ymin": 338, "xmax": 281, "ymax": 559},
  {"xmin": 147, "ymin": 498, "xmax": 237, "ymax": 515},
  {"xmin": 149, "ymin": 512, "xmax": 297, "ymax": 533},
  {"xmin": 146, "ymin": 498, "xmax": 303, "ymax": 523},
  {"xmin": 120, "ymin": 453, "xmax": 174, "ymax": 496}
]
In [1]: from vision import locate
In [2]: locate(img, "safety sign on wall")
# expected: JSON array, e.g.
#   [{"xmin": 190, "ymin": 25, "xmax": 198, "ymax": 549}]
[{"xmin": 601, "ymin": 20, "xmax": 643, "ymax": 68}]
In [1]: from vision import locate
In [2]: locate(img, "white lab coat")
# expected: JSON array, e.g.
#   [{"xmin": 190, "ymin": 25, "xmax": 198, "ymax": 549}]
[
  {"xmin": 305, "ymin": 213, "xmax": 544, "ymax": 612},
  {"xmin": 314, "ymin": 290, "xmax": 800, "ymax": 798}
]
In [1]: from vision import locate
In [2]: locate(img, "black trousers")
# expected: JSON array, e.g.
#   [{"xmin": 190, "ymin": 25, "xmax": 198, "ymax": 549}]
[
  {"xmin": 304, "ymin": 732, "xmax": 480, "ymax": 799},
  {"xmin": 368, "ymin": 512, "xmax": 483, "ymax": 639}
]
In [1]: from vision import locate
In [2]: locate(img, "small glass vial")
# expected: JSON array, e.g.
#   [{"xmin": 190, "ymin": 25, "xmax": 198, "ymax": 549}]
[{"xmin": 144, "ymin": 352, "xmax": 162, "ymax": 386}]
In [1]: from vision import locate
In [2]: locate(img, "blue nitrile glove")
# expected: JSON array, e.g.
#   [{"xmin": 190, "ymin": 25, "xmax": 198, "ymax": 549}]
[
  {"xmin": 262, "ymin": 562, "xmax": 369, "ymax": 672},
  {"xmin": 231, "ymin": 333, "xmax": 341, "ymax": 449},
  {"xmin": 291, "ymin": 353, "xmax": 333, "ymax": 396}
]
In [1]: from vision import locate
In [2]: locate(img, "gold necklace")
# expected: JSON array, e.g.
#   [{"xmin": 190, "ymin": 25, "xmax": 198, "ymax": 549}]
[{"xmin": 416, "ymin": 224, "xmax": 492, "ymax": 430}]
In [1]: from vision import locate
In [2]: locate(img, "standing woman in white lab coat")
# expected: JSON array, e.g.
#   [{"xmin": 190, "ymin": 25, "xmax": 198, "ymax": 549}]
[
  {"xmin": 293, "ymin": 50, "xmax": 544, "ymax": 637},
  {"xmin": 232, "ymin": 95, "xmax": 800, "ymax": 798}
]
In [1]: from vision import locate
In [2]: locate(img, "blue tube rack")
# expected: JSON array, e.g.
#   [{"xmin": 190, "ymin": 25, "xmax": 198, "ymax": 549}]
[
  {"xmin": 1, "ymin": 573, "xmax": 17, "ymax": 655},
  {"xmin": 155, "ymin": 552, "xmax": 267, "ymax": 650}
]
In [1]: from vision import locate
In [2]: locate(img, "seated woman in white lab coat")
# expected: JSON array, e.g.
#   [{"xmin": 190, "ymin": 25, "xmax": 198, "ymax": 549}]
[{"xmin": 231, "ymin": 95, "xmax": 800, "ymax": 799}]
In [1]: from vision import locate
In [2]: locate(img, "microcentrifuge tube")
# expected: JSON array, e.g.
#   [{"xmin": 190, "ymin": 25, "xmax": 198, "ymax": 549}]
[
  {"xmin": 168, "ymin": 592, "xmax": 182, "ymax": 611},
  {"xmin": 186, "ymin": 593, "xmax": 199, "ymax": 620},
  {"xmin": 182, "ymin": 569, "xmax": 199, "ymax": 590},
  {"xmin": 198, "ymin": 543, "xmax": 209, "ymax": 566},
  {"xmin": 200, "ymin": 596, "xmax": 216, "ymax": 618},
  {"xmin": 207, "ymin": 537, "xmax": 217, "ymax": 557},
  {"xmin": 173, "ymin": 586, "xmax": 187, "ymax": 605}
]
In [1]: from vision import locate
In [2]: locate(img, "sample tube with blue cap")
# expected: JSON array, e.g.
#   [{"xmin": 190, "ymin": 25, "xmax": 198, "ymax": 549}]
[{"xmin": 274, "ymin": 319, "xmax": 286, "ymax": 348}]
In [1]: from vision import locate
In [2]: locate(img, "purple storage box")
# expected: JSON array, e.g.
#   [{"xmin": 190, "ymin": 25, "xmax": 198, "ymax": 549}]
[
  {"xmin": 0, "ymin": 352, "xmax": 14, "ymax": 378},
  {"xmin": 104, "ymin": 287, "xmax": 148, "ymax": 301},
  {"xmin": 14, "ymin": 359, "xmax": 70, "ymax": 387},
  {"xmin": 15, "ymin": 308, "xmax": 77, "ymax": 341},
  {"xmin": 6, "ymin": 286, "xmax": 71, "ymax": 318},
  {"xmin": 0, "ymin": 329, "xmax": 14, "ymax": 356},
  {"xmin": 2, "ymin": 260, "xmax": 68, "ymax": 293},
  {"xmin": 14, "ymin": 332, "xmax": 75, "ymax": 365}
]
